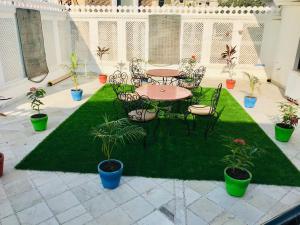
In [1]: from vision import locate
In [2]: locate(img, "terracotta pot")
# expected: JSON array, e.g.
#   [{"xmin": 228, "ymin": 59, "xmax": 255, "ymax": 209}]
[
  {"xmin": 99, "ymin": 74, "xmax": 108, "ymax": 84},
  {"xmin": 226, "ymin": 79, "xmax": 236, "ymax": 89},
  {"xmin": 0, "ymin": 152, "xmax": 4, "ymax": 177}
]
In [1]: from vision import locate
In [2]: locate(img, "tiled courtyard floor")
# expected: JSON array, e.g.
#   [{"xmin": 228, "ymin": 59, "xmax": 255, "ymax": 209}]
[{"xmin": 0, "ymin": 75, "xmax": 300, "ymax": 225}]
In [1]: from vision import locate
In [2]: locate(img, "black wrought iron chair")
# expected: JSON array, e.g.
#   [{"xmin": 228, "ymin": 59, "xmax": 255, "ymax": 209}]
[
  {"xmin": 129, "ymin": 58, "xmax": 149, "ymax": 88},
  {"xmin": 178, "ymin": 58, "xmax": 197, "ymax": 80},
  {"xmin": 120, "ymin": 93, "xmax": 159, "ymax": 146},
  {"xmin": 184, "ymin": 83, "xmax": 223, "ymax": 139},
  {"xmin": 109, "ymin": 70, "xmax": 135, "ymax": 103},
  {"xmin": 178, "ymin": 66, "xmax": 206, "ymax": 91}
]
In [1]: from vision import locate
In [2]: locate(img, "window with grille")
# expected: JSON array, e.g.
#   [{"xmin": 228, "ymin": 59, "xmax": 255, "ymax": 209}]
[{"xmin": 98, "ymin": 21, "xmax": 118, "ymax": 62}]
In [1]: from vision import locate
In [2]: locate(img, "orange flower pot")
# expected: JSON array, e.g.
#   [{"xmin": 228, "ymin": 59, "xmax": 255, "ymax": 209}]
[
  {"xmin": 99, "ymin": 74, "xmax": 107, "ymax": 84},
  {"xmin": 226, "ymin": 79, "xmax": 236, "ymax": 89}
]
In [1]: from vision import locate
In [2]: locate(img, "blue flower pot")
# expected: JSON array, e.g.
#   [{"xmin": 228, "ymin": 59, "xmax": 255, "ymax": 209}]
[
  {"xmin": 244, "ymin": 96, "xmax": 257, "ymax": 108},
  {"xmin": 71, "ymin": 89, "xmax": 83, "ymax": 101},
  {"xmin": 98, "ymin": 159, "xmax": 123, "ymax": 189}
]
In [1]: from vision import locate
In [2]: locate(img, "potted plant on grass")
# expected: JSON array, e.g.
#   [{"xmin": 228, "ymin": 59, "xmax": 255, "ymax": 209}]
[
  {"xmin": 92, "ymin": 116, "xmax": 146, "ymax": 189},
  {"xmin": 221, "ymin": 45, "xmax": 237, "ymax": 89},
  {"xmin": 0, "ymin": 152, "xmax": 4, "ymax": 177},
  {"xmin": 244, "ymin": 72, "xmax": 261, "ymax": 108},
  {"xmin": 27, "ymin": 87, "xmax": 48, "ymax": 131},
  {"xmin": 65, "ymin": 53, "xmax": 83, "ymax": 101},
  {"xmin": 275, "ymin": 102, "xmax": 299, "ymax": 142},
  {"xmin": 223, "ymin": 138, "xmax": 261, "ymax": 197},
  {"xmin": 97, "ymin": 46, "xmax": 110, "ymax": 84}
]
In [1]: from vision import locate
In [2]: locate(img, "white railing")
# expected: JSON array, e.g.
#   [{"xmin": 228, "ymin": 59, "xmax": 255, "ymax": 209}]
[
  {"xmin": 66, "ymin": 5, "xmax": 280, "ymax": 16},
  {"xmin": 0, "ymin": 0, "xmax": 64, "ymax": 12}
]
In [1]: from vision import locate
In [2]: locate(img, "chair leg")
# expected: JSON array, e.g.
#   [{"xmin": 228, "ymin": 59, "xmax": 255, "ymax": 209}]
[
  {"xmin": 153, "ymin": 117, "xmax": 160, "ymax": 137},
  {"xmin": 192, "ymin": 115, "xmax": 196, "ymax": 130},
  {"xmin": 184, "ymin": 111, "xmax": 191, "ymax": 135}
]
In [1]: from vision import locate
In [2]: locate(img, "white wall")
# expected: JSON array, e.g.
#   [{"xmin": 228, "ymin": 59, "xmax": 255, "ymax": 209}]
[{"xmin": 271, "ymin": 5, "xmax": 300, "ymax": 88}]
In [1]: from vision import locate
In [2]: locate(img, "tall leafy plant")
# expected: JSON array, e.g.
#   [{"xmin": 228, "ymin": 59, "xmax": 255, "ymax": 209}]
[
  {"xmin": 278, "ymin": 102, "xmax": 299, "ymax": 129},
  {"xmin": 244, "ymin": 72, "xmax": 260, "ymax": 97},
  {"xmin": 221, "ymin": 45, "xmax": 237, "ymax": 80},
  {"xmin": 27, "ymin": 87, "xmax": 46, "ymax": 114},
  {"xmin": 92, "ymin": 116, "xmax": 146, "ymax": 160}
]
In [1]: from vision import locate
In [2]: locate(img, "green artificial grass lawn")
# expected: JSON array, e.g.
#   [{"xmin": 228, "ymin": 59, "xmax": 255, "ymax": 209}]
[{"xmin": 16, "ymin": 84, "xmax": 300, "ymax": 186}]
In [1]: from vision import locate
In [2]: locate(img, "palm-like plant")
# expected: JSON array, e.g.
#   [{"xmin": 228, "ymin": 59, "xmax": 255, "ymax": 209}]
[
  {"xmin": 64, "ymin": 53, "xmax": 80, "ymax": 90},
  {"xmin": 244, "ymin": 72, "xmax": 260, "ymax": 97},
  {"xmin": 92, "ymin": 116, "xmax": 146, "ymax": 160},
  {"xmin": 221, "ymin": 45, "xmax": 237, "ymax": 79}
]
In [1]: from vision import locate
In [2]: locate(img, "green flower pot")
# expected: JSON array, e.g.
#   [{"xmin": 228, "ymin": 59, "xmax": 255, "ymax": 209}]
[
  {"xmin": 31, "ymin": 114, "xmax": 48, "ymax": 131},
  {"xmin": 224, "ymin": 167, "xmax": 252, "ymax": 197},
  {"xmin": 275, "ymin": 124, "xmax": 294, "ymax": 142}
]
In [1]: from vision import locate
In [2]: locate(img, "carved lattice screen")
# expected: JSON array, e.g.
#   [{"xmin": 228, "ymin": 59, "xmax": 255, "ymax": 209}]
[
  {"xmin": 98, "ymin": 21, "xmax": 118, "ymax": 62},
  {"xmin": 71, "ymin": 21, "xmax": 91, "ymax": 61},
  {"xmin": 181, "ymin": 22, "xmax": 203, "ymax": 62},
  {"xmin": 239, "ymin": 23, "xmax": 264, "ymax": 65},
  {"xmin": 210, "ymin": 22, "xmax": 233, "ymax": 64},
  {"xmin": 149, "ymin": 15, "xmax": 181, "ymax": 64},
  {"xmin": 0, "ymin": 18, "xmax": 23, "ymax": 82},
  {"xmin": 126, "ymin": 21, "xmax": 146, "ymax": 61}
]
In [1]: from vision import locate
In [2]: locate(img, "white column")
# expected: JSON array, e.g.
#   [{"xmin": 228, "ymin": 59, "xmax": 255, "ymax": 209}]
[
  {"xmin": 89, "ymin": 19, "xmax": 99, "ymax": 63},
  {"xmin": 0, "ymin": 58, "xmax": 5, "ymax": 86},
  {"xmin": 117, "ymin": 20, "xmax": 126, "ymax": 63},
  {"xmin": 53, "ymin": 20, "xmax": 62, "ymax": 65},
  {"xmin": 145, "ymin": 19, "xmax": 149, "ymax": 62},
  {"xmin": 201, "ymin": 20, "xmax": 213, "ymax": 65},
  {"xmin": 231, "ymin": 21, "xmax": 243, "ymax": 63}
]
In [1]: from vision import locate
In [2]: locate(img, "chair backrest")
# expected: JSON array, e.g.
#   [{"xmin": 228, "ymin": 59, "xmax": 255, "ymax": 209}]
[
  {"xmin": 210, "ymin": 83, "xmax": 222, "ymax": 115},
  {"xmin": 120, "ymin": 94, "xmax": 155, "ymax": 122},
  {"xmin": 109, "ymin": 70, "xmax": 128, "ymax": 95},
  {"xmin": 192, "ymin": 66, "xmax": 206, "ymax": 87},
  {"xmin": 129, "ymin": 58, "xmax": 146, "ymax": 78},
  {"xmin": 179, "ymin": 58, "xmax": 196, "ymax": 77}
]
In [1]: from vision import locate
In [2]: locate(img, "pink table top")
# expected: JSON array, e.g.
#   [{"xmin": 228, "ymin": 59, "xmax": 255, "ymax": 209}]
[
  {"xmin": 146, "ymin": 69, "xmax": 180, "ymax": 78},
  {"xmin": 136, "ymin": 84, "xmax": 192, "ymax": 101}
]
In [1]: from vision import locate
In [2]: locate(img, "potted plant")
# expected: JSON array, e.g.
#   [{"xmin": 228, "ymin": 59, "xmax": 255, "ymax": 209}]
[
  {"xmin": 97, "ymin": 46, "xmax": 110, "ymax": 84},
  {"xmin": 0, "ymin": 152, "xmax": 4, "ymax": 177},
  {"xmin": 65, "ymin": 53, "xmax": 83, "ymax": 101},
  {"xmin": 275, "ymin": 102, "xmax": 299, "ymax": 142},
  {"xmin": 92, "ymin": 116, "xmax": 146, "ymax": 189},
  {"xmin": 244, "ymin": 72, "xmax": 260, "ymax": 108},
  {"xmin": 222, "ymin": 138, "xmax": 260, "ymax": 197},
  {"xmin": 221, "ymin": 45, "xmax": 237, "ymax": 89},
  {"xmin": 27, "ymin": 87, "xmax": 48, "ymax": 131}
]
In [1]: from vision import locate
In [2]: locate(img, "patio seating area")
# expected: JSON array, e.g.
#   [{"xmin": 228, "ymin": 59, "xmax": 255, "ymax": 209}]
[
  {"xmin": 1, "ymin": 74, "xmax": 300, "ymax": 225},
  {"xmin": 1, "ymin": 0, "xmax": 300, "ymax": 224}
]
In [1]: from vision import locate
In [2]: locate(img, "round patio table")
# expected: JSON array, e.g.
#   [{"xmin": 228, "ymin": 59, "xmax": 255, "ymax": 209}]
[
  {"xmin": 136, "ymin": 84, "xmax": 192, "ymax": 101},
  {"xmin": 146, "ymin": 69, "xmax": 181, "ymax": 85}
]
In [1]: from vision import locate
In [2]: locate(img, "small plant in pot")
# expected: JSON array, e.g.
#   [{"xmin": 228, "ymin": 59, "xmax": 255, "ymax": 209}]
[
  {"xmin": 0, "ymin": 152, "xmax": 4, "ymax": 177},
  {"xmin": 27, "ymin": 87, "xmax": 48, "ymax": 132},
  {"xmin": 92, "ymin": 116, "xmax": 146, "ymax": 189},
  {"xmin": 221, "ymin": 45, "xmax": 237, "ymax": 89},
  {"xmin": 243, "ymin": 72, "xmax": 261, "ymax": 108},
  {"xmin": 222, "ymin": 138, "xmax": 261, "ymax": 197},
  {"xmin": 275, "ymin": 102, "xmax": 299, "ymax": 142},
  {"xmin": 65, "ymin": 53, "xmax": 82, "ymax": 101},
  {"xmin": 97, "ymin": 46, "xmax": 110, "ymax": 84}
]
